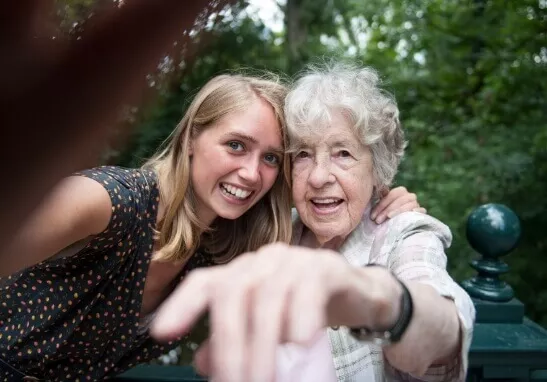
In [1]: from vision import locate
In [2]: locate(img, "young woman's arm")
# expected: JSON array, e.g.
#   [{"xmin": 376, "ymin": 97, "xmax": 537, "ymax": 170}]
[{"xmin": 1, "ymin": 176, "xmax": 112, "ymax": 277}]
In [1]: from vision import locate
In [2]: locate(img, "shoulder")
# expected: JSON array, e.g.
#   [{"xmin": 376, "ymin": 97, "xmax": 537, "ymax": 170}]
[
  {"xmin": 74, "ymin": 165, "xmax": 153, "ymax": 188},
  {"xmin": 380, "ymin": 211, "xmax": 453, "ymax": 248},
  {"xmin": 73, "ymin": 166, "xmax": 157, "ymax": 205}
]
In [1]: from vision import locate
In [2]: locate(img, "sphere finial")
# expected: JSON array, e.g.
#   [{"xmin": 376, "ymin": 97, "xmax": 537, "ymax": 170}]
[{"xmin": 461, "ymin": 203, "xmax": 521, "ymax": 302}]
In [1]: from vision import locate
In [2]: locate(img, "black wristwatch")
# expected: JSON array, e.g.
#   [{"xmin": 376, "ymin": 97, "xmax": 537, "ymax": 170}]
[{"xmin": 348, "ymin": 265, "xmax": 413, "ymax": 346}]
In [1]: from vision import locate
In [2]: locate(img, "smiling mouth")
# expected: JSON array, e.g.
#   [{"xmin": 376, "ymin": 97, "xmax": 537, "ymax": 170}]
[
  {"xmin": 220, "ymin": 183, "xmax": 254, "ymax": 200},
  {"xmin": 311, "ymin": 198, "xmax": 343, "ymax": 209}
]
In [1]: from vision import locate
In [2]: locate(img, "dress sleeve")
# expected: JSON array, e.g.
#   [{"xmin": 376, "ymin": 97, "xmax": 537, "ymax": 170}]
[
  {"xmin": 373, "ymin": 212, "xmax": 476, "ymax": 382},
  {"xmin": 73, "ymin": 166, "xmax": 143, "ymax": 251}
]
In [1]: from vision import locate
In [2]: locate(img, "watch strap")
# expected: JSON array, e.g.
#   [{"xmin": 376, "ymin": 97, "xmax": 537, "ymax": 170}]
[{"xmin": 349, "ymin": 266, "xmax": 413, "ymax": 345}]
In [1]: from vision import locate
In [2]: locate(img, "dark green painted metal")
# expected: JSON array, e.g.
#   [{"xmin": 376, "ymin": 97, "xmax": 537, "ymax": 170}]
[
  {"xmin": 531, "ymin": 370, "xmax": 547, "ymax": 381},
  {"xmin": 462, "ymin": 203, "xmax": 521, "ymax": 302},
  {"xmin": 463, "ymin": 204, "xmax": 547, "ymax": 381},
  {"xmin": 114, "ymin": 365, "xmax": 205, "ymax": 381},
  {"xmin": 473, "ymin": 298, "xmax": 525, "ymax": 324},
  {"xmin": 471, "ymin": 319, "xmax": 547, "ymax": 352},
  {"xmin": 466, "ymin": 203, "xmax": 521, "ymax": 258}
]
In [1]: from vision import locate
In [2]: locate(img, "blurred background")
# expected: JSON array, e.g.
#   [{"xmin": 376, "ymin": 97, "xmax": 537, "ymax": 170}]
[{"xmin": 53, "ymin": 0, "xmax": 546, "ymax": 364}]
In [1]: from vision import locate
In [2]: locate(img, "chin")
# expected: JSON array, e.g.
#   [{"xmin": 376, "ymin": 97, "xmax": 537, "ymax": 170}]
[
  {"xmin": 216, "ymin": 208, "xmax": 251, "ymax": 221},
  {"xmin": 310, "ymin": 225, "xmax": 350, "ymax": 242},
  {"xmin": 217, "ymin": 212, "xmax": 243, "ymax": 220}
]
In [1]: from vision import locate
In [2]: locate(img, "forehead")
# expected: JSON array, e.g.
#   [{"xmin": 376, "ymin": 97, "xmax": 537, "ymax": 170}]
[
  {"xmin": 211, "ymin": 98, "xmax": 283, "ymax": 148},
  {"xmin": 291, "ymin": 112, "xmax": 363, "ymax": 149}
]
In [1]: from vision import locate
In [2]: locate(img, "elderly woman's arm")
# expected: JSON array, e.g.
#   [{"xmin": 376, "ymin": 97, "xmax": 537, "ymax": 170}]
[
  {"xmin": 363, "ymin": 271, "xmax": 464, "ymax": 375},
  {"xmin": 361, "ymin": 212, "xmax": 475, "ymax": 379},
  {"xmin": 150, "ymin": 215, "xmax": 474, "ymax": 382}
]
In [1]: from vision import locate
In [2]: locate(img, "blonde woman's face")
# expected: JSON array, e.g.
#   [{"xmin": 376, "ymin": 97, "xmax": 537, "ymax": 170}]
[{"xmin": 190, "ymin": 98, "xmax": 283, "ymax": 225}]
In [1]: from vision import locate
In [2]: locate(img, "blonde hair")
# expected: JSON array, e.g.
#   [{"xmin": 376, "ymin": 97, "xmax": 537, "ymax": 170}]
[{"xmin": 143, "ymin": 73, "xmax": 292, "ymax": 263}]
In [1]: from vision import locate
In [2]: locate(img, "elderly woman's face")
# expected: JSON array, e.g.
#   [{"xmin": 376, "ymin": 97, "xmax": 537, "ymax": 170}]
[{"xmin": 291, "ymin": 112, "xmax": 374, "ymax": 245}]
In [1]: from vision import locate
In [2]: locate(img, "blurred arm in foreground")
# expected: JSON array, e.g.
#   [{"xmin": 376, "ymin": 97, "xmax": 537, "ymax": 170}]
[{"xmin": 0, "ymin": 0, "xmax": 230, "ymax": 272}]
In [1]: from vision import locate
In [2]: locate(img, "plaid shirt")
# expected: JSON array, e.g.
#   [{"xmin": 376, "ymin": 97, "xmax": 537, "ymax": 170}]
[{"xmin": 290, "ymin": 208, "xmax": 476, "ymax": 382}]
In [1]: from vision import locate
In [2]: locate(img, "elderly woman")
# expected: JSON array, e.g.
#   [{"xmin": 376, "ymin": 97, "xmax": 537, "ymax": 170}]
[{"xmin": 151, "ymin": 63, "xmax": 475, "ymax": 382}]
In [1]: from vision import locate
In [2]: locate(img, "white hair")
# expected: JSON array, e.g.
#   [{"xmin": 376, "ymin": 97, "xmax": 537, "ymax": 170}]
[{"xmin": 285, "ymin": 62, "xmax": 407, "ymax": 191}]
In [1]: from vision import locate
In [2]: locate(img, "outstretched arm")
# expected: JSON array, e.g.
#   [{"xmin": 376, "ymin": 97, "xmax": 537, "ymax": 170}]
[
  {"xmin": 1, "ymin": 176, "xmax": 112, "ymax": 277},
  {"xmin": 0, "ymin": 0, "xmax": 230, "ymax": 260},
  {"xmin": 150, "ymin": 238, "xmax": 472, "ymax": 382}
]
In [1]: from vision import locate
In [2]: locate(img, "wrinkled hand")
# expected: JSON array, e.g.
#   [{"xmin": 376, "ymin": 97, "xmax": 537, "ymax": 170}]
[
  {"xmin": 150, "ymin": 243, "xmax": 399, "ymax": 382},
  {"xmin": 371, "ymin": 186, "xmax": 426, "ymax": 224}
]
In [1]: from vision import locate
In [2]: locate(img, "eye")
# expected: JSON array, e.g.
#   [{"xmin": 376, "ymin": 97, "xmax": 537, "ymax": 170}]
[
  {"xmin": 264, "ymin": 153, "xmax": 280, "ymax": 166},
  {"xmin": 336, "ymin": 150, "xmax": 352, "ymax": 158},
  {"xmin": 294, "ymin": 151, "xmax": 310, "ymax": 159},
  {"xmin": 227, "ymin": 141, "xmax": 244, "ymax": 152}
]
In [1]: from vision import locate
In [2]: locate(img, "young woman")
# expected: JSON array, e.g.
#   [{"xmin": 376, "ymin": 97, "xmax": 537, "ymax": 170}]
[{"xmin": 0, "ymin": 72, "xmax": 422, "ymax": 381}]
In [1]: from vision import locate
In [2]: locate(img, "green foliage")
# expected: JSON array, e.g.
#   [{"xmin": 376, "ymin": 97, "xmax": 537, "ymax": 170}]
[{"xmin": 115, "ymin": 6, "xmax": 287, "ymax": 167}]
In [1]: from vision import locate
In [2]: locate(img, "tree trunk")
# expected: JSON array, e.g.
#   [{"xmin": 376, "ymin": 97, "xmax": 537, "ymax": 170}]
[{"xmin": 284, "ymin": 0, "xmax": 308, "ymax": 74}]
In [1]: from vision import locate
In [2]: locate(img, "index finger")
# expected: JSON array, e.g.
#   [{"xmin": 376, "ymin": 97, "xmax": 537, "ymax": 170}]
[{"xmin": 150, "ymin": 268, "xmax": 214, "ymax": 341}]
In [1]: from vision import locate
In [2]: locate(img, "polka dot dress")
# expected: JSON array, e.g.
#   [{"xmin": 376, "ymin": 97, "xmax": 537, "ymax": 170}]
[{"xmin": 0, "ymin": 166, "xmax": 213, "ymax": 381}]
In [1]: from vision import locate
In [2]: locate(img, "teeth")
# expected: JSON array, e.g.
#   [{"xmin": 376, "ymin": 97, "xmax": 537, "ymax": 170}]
[
  {"xmin": 222, "ymin": 184, "xmax": 251, "ymax": 199},
  {"xmin": 313, "ymin": 198, "xmax": 340, "ymax": 204}
]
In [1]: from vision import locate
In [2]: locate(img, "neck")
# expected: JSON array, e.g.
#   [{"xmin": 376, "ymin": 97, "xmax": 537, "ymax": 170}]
[
  {"xmin": 195, "ymin": 204, "xmax": 217, "ymax": 228},
  {"xmin": 301, "ymin": 228, "xmax": 346, "ymax": 250}
]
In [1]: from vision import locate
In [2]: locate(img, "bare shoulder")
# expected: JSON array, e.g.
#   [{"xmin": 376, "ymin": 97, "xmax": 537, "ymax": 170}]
[
  {"xmin": 52, "ymin": 175, "xmax": 113, "ymax": 235},
  {"xmin": 2, "ymin": 173, "xmax": 116, "ymax": 275}
]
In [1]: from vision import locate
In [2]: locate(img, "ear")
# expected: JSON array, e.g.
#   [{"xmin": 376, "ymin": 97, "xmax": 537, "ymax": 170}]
[
  {"xmin": 373, "ymin": 183, "xmax": 388, "ymax": 201},
  {"xmin": 377, "ymin": 185, "xmax": 389, "ymax": 198}
]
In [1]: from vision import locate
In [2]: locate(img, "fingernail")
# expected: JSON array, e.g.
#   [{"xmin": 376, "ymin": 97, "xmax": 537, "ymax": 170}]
[
  {"xmin": 376, "ymin": 216, "xmax": 385, "ymax": 224},
  {"xmin": 370, "ymin": 212, "xmax": 377, "ymax": 220},
  {"xmin": 387, "ymin": 211, "xmax": 395, "ymax": 219}
]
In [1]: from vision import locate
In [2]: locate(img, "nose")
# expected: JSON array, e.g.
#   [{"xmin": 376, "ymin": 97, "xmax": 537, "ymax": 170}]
[
  {"xmin": 238, "ymin": 155, "xmax": 260, "ymax": 184},
  {"xmin": 308, "ymin": 157, "xmax": 334, "ymax": 189}
]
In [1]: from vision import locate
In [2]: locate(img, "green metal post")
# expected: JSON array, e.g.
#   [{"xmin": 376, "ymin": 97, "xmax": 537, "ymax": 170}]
[{"xmin": 464, "ymin": 204, "xmax": 547, "ymax": 381}]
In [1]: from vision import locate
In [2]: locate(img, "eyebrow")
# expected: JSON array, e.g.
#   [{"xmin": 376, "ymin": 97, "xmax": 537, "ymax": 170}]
[
  {"xmin": 222, "ymin": 132, "xmax": 284, "ymax": 155},
  {"xmin": 329, "ymin": 139, "xmax": 361, "ymax": 150},
  {"xmin": 289, "ymin": 137, "xmax": 361, "ymax": 152}
]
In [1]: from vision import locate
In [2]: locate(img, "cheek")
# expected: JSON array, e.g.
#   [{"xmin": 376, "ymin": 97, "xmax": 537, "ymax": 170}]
[
  {"xmin": 291, "ymin": 182, "xmax": 306, "ymax": 204},
  {"xmin": 260, "ymin": 167, "xmax": 280, "ymax": 193},
  {"xmin": 292, "ymin": 161, "xmax": 308, "ymax": 176},
  {"xmin": 291, "ymin": 174, "xmax": 306, "ymax": 203},
  {"xmin": 291, "ymin": 163, "xmax": 309, "ymax": 197},
  {"xmin": 192, "ymin": 147, "xmax": 230, "ymax": 182},
  {"xmin": 344, "ymin": 175, "xmax": 374, "ymax": 208}
]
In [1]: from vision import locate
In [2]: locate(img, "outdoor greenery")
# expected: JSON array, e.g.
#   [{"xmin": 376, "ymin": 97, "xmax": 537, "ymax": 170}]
[{"xmin": 55, "ymin": 0, "xmax": 547, "ymax": 334}]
